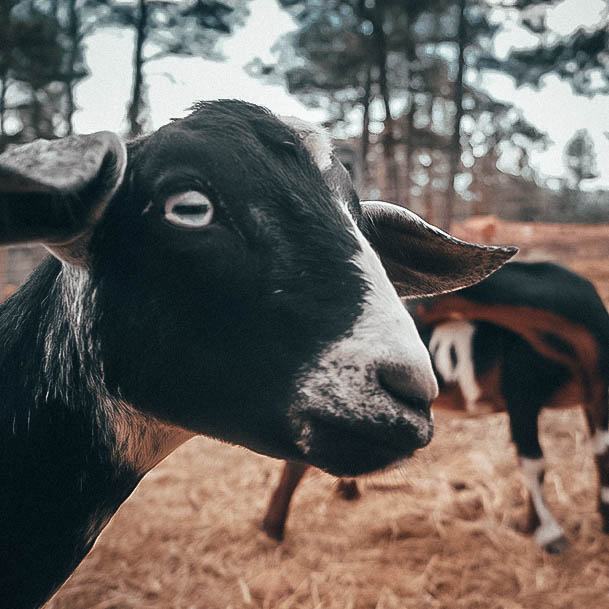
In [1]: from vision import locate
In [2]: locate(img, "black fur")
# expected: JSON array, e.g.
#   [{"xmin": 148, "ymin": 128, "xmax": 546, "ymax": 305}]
[
  {"xmin": 0, "ymin": 259, "xmax": 142, "ymax": 608},
  {"xmin": 0, "ymin": 101, "xmax": 368, "ymax": 608},
  {"xmin": 92, "ymin": 101, "xmax": 366, "ymax": 455},
  {"xmin": 0, "ymin": 101, "xmax": 511, "ymax": 607},
  {"xmin": 471, "ymin": 321, "xmax": 570, "ymax": 458},
  {"xmin": 459, "ymin": 261, "xmax": 609, "ymax": 371}
]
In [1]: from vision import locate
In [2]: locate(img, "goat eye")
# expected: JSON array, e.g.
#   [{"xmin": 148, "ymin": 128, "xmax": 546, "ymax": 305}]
[{"xmin": 163, "ymin": 191, "xmax": 214, "ymax": 229}]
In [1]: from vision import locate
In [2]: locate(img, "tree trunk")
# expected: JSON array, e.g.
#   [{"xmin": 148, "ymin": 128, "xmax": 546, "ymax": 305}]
[
  {"xmin": 0, "ymin": 71, "xmax": 7, "ymax": 149},
  {"xmin": 32, "ymin": 91, "xmax": 42, "ymax": 139},
  {"xmin": 404, "ymin": 103, "xmax": 415, "ymax": 205},
  {"xmin": 65, "ymin": 0, "xmax": 79, "ymax": 135},
  {"xmin": 0, "ymin": 1, "xmax": 11, "ymax": 150},
  {"xmin": 371, "ymin": 0, "xmax": 400, "ymax": 203},
  {"xmin": 403, "ymin": 6, "xmax": 417, "ymax": 207},
  {"xmin": 360, "ymin": 63, "xmax": 372, "ymax": 191},
  {"xmin": 424, "ymin": 167, "xmax": 434, "ymax": 224},
  {"xmin": 127, "ymin": 0, "xmax": 148, "ymax": 138},
  {"xmin": 443, "ymin": 0, "xmax": 466, "ymax": 231},
  {"xmin": 403, "ymin": 71, "xmax": 415, "ymax": 206}
]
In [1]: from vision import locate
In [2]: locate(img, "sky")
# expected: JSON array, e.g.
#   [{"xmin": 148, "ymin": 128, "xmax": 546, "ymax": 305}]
[{"xmin": 74, "ymin": 0, "xmax": 609, "ymax": 189}]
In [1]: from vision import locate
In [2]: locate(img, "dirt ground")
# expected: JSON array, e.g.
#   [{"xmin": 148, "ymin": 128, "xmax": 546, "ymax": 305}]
[{"xmin": 46, "ymin": 218, "xmax": 609, "ymax": 609}]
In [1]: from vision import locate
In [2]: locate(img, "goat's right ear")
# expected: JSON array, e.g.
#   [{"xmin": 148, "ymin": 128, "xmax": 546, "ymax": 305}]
[
  {"xmin": 0, "ymin": 131, "xmax": 126, "ymax": 263},
  {"xmin": 360, "ymin": 200, "xmax": 517, "ymax": 298}
]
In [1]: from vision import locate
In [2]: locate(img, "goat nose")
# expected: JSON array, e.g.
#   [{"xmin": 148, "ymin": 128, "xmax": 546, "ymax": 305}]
[{"xmin": 376, "ymin": 362, "xmax": 437, "ymax": 417}]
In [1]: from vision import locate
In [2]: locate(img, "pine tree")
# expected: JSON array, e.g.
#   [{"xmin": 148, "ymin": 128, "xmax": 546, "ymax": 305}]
[
  {"xmin": 105, "ymin": 0, "xmax": 251, "ymax": 137},
  {"xmin": 564, "ymin": 129, "xmax": 599, "ymax": 189},
  {"xmin": 0, "ymin": 0, "xmax": 95, "ymax": 148},
  {"xmin": 479, "ymin": 0, "xmax": 608, "ymax": 96},
  {"xmin": 252, "ymin": 0, "xmax": 549, "ymax": 227}
]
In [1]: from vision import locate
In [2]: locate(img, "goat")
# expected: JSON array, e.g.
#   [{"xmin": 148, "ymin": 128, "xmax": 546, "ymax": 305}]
[
  {"xmin": 0, "ymin": 100, "xmax": 514, "ymax": 609},
  {"xmin": 262, "ymin": 260, "xmax": 609, "ymax": 554}
]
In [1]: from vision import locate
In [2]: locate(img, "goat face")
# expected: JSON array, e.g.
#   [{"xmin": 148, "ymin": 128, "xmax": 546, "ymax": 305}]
[{"xmin": 0, "ymin": 100, "xmax": 515, "ymax": 476}]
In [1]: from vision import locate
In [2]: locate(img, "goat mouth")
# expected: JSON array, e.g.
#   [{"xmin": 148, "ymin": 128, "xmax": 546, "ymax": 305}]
[{"xmin": 291, "ymin": 408, "xmax": 433, "ymax": 477}]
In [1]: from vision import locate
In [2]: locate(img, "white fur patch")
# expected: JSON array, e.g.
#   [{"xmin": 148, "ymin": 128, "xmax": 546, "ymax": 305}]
[
  {"xmin": 601, "ymin": 487, "xmax": 609, "ymax": 504},
  {"xmin": 592, "ymin": 430, "xmax": 609, "ymax": 456},
  {"xmin": 278, "ymin": 115, "xmax": 333, "ymax": 172},
  {"xmin": 520, "ymin": 457, "xmax": 565, "ymax": 547},
  {"xmin": 41, "ymin": 265, "xmax": 192, "ymax": 475},
  {"xmin": 429, "ymin": 322, "xmax": 482, "ymax": 413},
  {"xmin": 292, "ymin": 216, "xmax": 437, "ymax": 452}
]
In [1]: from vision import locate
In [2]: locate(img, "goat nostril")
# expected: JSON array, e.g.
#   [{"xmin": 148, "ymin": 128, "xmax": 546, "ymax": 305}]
[
  {"xmin": 403, "ymin": 396, "xmax": 432, "ymax": 417},
  {"xmin": 377, "ymin": 364, "xmax": 432, "ymax": 417}
]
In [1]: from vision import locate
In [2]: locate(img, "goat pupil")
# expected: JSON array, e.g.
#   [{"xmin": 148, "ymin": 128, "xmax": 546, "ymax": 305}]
[{"xmin": 175, "ymin": 203, "xmax": 207, "ymax": 216}]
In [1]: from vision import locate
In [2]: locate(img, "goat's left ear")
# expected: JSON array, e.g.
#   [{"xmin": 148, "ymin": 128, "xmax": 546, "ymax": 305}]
[
  {"xmin": 0, "ymin": 131, "xmax": 126, "ymax": 263},
  {"xmin": 360, "ymin": 200, "xmax": 517, "ymax": 298}
]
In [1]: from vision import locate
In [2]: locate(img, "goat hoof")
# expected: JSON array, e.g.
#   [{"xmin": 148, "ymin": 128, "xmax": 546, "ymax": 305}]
[
  {"xmin": 261, "ymin": 519, "xmax": 285, "ymax": 542},
  {"xmin": 336, "ymin": 479, "xmax": 361, "ymax": 501},
  {"xmin": 542, "ymin": 535, "xmax": 569, "ymax": 554}
]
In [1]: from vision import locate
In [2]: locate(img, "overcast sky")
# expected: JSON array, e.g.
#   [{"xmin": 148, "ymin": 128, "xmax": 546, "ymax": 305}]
[{"xmin": 74, "ymin": 0, "xmax": 609, "ymax": 189}]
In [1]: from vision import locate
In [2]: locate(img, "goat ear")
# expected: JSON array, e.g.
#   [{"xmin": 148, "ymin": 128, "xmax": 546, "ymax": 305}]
[
  {"xmin": 360, "ymin": 200, "xmax": 517, "ymax": 298},
  {"xmin": 0, "ymin": 131, "xmax": 126, "ymax": 263}
]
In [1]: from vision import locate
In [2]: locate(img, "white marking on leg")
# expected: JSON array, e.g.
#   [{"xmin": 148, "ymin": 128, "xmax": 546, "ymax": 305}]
[
  {"xmin": 520, "ymin": 457, "xmax": 565, "ymax": 547},
  {"xmin": 429, "ymin": 322, "xmax": 482, "ymax": 413},
  {"xmin": 601, "ymin": 486, "xmax": 609, "ymax": 504},
  {"xmin": 591, "ymin": 430, "xmax": 609, "ymax": 456}
]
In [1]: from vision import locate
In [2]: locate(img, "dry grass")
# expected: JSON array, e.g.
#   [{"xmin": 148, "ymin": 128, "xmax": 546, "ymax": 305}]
[{"xmin": 46, "ymin": 219, "xmax": 609, "ymax": 609}]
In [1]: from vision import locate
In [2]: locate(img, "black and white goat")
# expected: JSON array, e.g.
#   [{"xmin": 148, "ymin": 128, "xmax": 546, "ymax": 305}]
[
  {"xmin": 262, "ymin": 260, "xmax": 609, "ymax": 554},
  {"xmin": 0, "ymin": 100, "xmax": 513, "ymax": 609}
]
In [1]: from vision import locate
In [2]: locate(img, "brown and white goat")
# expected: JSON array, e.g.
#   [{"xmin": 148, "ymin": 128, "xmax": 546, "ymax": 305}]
[{"xmin": 262, "ymin": 261, "xmax": 609, "ymax": 554}]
